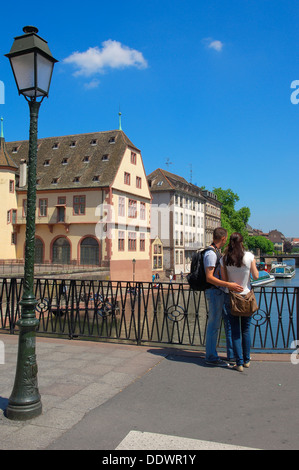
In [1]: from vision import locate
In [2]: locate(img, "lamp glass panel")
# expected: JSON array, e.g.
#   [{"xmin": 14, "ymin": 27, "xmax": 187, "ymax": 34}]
[
  {"xmin": 36, "ymin": 53, "xmax": 54, "ymax": 95},
  {"xmin": 10, "ymin": 52, "xmax": 35, "ymax": 95}
]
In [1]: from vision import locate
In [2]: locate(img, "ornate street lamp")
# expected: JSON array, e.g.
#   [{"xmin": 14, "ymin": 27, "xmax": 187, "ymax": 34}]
[{"xmin": 5, "ymin": 26, "xmax": 57, "ymax": 420}]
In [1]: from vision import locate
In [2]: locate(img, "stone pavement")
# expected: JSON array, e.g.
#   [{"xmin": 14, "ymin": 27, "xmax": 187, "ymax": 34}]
[{"xmin": 0, "ymin": 333, "xmax": 297, "ymax": 451}]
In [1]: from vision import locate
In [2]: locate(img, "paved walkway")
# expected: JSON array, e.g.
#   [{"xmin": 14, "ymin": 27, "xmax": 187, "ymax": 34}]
[{"xmin": 0, "ymin": 333, "xmax": 297, "ymax": 451}]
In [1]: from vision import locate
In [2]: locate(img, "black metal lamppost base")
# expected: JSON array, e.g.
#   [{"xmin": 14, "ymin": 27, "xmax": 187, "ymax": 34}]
[{"xmin": 5, "ymin": 308, "xmax": 42, "ymax": 421}]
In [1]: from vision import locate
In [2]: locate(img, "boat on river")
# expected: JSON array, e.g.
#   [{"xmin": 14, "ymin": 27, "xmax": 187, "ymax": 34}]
[
  {"xmin": 251, "ymin": 270, "xmax": 275, "ymax": 287},
  {"xmin": 270, "ymin": 263, "xmax": 295, "ymax": 279}
]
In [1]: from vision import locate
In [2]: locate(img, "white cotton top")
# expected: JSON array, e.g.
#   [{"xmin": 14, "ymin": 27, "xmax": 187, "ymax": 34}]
[{"xmin": 220, "ymin": 251, "xmax": 254, "ymax": 295}]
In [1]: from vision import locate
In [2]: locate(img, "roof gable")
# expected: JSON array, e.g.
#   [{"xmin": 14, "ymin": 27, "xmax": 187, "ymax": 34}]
[
  {"xmin": 6, "ymin": 130, "xmax": 138, "ymax": 190},
  {"xmin": 0, "ymin": 137, "xmax": 18, "ymax": 170}
]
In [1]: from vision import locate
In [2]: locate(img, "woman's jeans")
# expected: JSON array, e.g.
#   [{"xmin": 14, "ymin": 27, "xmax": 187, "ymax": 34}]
[
  {"xmin": 205, "ymin": 288, "xmax": 234, "ymax": 362},
  {"xmin": 228, "ymin": 313, "xmax": 252, "ymax": 366}
]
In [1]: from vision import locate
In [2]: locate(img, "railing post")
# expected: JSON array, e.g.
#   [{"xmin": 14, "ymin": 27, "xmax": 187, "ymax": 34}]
[
  {"xmin": 10, "ymin": 278, "xmax": 16, "ymax": 334},
  {"xmin": 69, "ymin": 280, "xmax": 75, "ymax": 339},
  {"xmin": 296, "ymin": 287, "xmax": 299, "ymax": 344},
  {"xmin": 137, "ymin": 282, "xmax": 141, "ymax": 345}
]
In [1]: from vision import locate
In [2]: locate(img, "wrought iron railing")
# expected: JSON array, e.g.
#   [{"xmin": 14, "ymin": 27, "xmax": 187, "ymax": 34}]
[{"xmin": 0, "ymin": 278, "xmax": 298, "ymax": 351}]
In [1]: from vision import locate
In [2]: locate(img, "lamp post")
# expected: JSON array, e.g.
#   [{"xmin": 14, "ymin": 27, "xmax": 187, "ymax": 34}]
[
  {"xmin": 5, "ymin": 26, "xmax": 57, "ymax": 420},
  {"xmin": 132, "ymin": 259, "xmax": 136, "ymax": 282}
]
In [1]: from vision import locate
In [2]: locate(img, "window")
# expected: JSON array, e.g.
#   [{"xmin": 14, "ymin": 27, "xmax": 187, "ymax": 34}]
[
  {"xmin": 11, "ymin": 232, "xmax": 17, "ymax": 245},
  {"xmin": 124, "ymin": 172, "xmax": 130, "ymax": 185},
  {"xmin": 12, "ymin": 146, "xmax": 18, "ymax": 153},
  {"xmin": 61, "ymin": 158, "xmax": 68, "ymax": 165},
  {"xmin": 58, "ymin": 197, "xmax": 66, "ymax": 205},
  {"xmin": 128, "ymin": 199, "xmax": 137, "ymax": 218},
  {"xmin": 92, "ymin": 175, "xmax": 100, "ymax": 182},
  {"xmin": 83, "ymin": 156, "xmax": 90, "ymax": 163},
  {"xmin": 102, "ymin": 154, "xmax": 109, "ymax": 161},
  {"xmin": 70, "ymin": 141, "xmax": 76, "ymax": 147},
  {"xmin": 118, "ymin": 231, "xmax": 125, "ymax": 251},
  {"xmin": 90, "ymin": 139, "xmax": 97, "ymax": 146},
  {"xmin": 131, "ymin": 152, "xmax": 137, "ymax": 164},
  {"xmin": 73, "ymin": 195, "xmax": 85, "ymax": 215},
  {"xmin": 52, "ymin": 142, "xmax": 59, "ymax": 149},
  {"xmin": 140, "ymin": 233, "xmax": 145, "ymax": 251},
  {"xmin": 136, "ymin": 176, "xmax": 142, "ymax": 189},
  {"xmin": 12, "ymin": 210, "xmax": 17, "ymax": 224},
  {"xmin": 7, "ymin": 210, "xmax": 11, "ymax": 224},
  {"xmin": 128, "ymin": 232, "xmax": 136, "ymax": 251},
  {"xmin": 39, "ymin": 199, "xmax": 48, "ymax": 217},
  {"xmin": 140, "ymin": 202, "xmax": 146, "ymax": 220},
  {"xmin": 22, "ymin": 200, "xmax": 27, "ymax": 217},
  {"xmin": 44, "ymin": 159, "xmax": 50, "ymax": 166},
  {"xmin": 9, "ymin": 180, "xmax": 14, "ymax": 193},
  {"xmin": 118, "ymin": 197, "xmax": 125, "ymax": 216},
  {"xmin": 73, "ymin": 177, "xmax": 80, "ymax": 183},
  {"xmin": 51, "ymin": 178, "xmax": 59, "ymax": 184},
  {"xmin": 109, "ymin": 137, "xmax": 115, "ymax": 143}
]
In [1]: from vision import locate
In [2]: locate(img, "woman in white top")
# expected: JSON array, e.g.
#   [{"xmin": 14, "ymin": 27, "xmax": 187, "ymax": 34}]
[{"xmin": 220, "ymin": 232, "xmax": 259, "ymax": 372}]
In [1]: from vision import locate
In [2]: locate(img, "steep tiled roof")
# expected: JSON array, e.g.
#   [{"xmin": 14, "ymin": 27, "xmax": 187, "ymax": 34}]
[
  {"xmin": 147, "ymin": 168, "xmax": 204, "ymax": 198},
  {"xmin": 0, "ymin": 137, "xmax": 18, "ymax": 170},
  {"xmin": 6, "ymin": 130, "xmax": 139, "ymax": 190}
]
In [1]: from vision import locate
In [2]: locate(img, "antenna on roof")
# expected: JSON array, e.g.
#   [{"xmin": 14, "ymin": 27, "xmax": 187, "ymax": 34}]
[
  {"xmin": 189, "ymin": 163, "xmax": 192, "ymax": 184},
  {"xmin": 165, "ymin": 158, "xmax": 173, "ymax": 169},
  {"xmin": 118, "ymin": 106, "xmax": 122, "ymax": 131}
]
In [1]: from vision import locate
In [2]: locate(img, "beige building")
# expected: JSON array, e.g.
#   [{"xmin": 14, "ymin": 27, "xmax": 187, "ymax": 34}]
[
  {"xmin": 0, "ymin": 119, "xmax": 18, "ymax": 260},
  {"xmin": 148, "ymin": 169, "xmax": 209, "ymax": 275},
  {"xmin": 3, "ymin": 128, "xmax": 152, "ymax": 281}
]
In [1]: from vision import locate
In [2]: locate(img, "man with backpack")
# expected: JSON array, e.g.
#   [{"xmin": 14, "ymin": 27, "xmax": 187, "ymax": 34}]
[{"xmin": 203, "ymin": 227, "xmax": 243, "ymax": 367}]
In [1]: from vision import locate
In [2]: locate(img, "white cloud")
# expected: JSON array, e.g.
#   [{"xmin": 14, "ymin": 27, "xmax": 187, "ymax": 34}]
[
  {"xmin": 203, "ymin": 38, "xmax": 224, "ymax": 52},
  {"xmin": 64, "ymin": 40, "xmax": 148, "ymax": 77},
  {"xmin": 208, "ymin": 40, "xmax": 224, "ymax": 52},
  {"xmin": 84, "ymin": 79, "xmax": 100, "ymax": 89}
]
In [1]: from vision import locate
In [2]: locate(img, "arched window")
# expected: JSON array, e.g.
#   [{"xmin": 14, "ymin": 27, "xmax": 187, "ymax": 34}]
[
  {"xmin": 35, "ymin": 238, "xmax": 44, "ymax": 264},
  {"xmin": 52, "ymin": 237, "xmax": 70, "ymax": 264},
  {"xmin": 80, "ymin": 237, "xmax": 99, "ymax": 266}
]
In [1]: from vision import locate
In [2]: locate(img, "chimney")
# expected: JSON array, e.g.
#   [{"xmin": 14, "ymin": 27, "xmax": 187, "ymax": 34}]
[{"xmin": 19, "ymin": 159, "xmax": 27, "ymax": 187}]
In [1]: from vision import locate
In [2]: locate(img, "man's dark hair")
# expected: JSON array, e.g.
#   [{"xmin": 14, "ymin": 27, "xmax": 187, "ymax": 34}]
[{"xmin": 213, "ymin": 227, "xmax": 227, "ymax": 241}]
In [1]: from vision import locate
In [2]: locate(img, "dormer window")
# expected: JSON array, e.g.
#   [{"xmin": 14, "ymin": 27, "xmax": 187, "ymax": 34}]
[
  {"xmin": 70, "ymin": 141, "xmax": 76, "ymax": 148},
  {"xmin": 102, "ymin": 154, "xmax": 109, "ymax": 161},
  {"xmin": 90, "ymin": 139, "xmax": 97, "ymax": 146},
  {"xmin": 73, "ymin": 177, "xmax": 80, "ymax": 183},
  {"xmin": 92, "ymin": 175, "xmax": 100, "ymax": 182},
  {"xmin": 52, "ymin": 142, "xmax": 59, "ymax": 149},
  {"xmin": 83, "ymin": 156, "xmax": 90, "ymax": 163},
  {"xmin": 12, "ymin": 146, "xmax": 19, "ymax": 153},
  {"xmin": 62, "ymin": 158, "xmax": 68, "ymax": 165},
  {"xmin": 131, "ymin": 152, "xmax": 137, "ymax": 164},
  {"xmin": 51, "ymin": 178, "xmax": 58, "ymax": 184},
  {"xmin": 108, "ymin": 137, "xmax": 115, "ymax": 144},
  {"xmin": 44, "ymin": 159, "xmax": 50, "ymax": 166}
]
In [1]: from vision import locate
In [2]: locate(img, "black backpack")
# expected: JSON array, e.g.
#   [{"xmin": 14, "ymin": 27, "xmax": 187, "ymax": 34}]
[{"xmin": 187, "ymin": 247, "xmax": 221, "ymax": 291}]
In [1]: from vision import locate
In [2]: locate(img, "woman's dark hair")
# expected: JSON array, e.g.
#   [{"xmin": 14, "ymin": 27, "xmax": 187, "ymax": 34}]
[{"xmin": 224, "ymin": 232, "xmax": 245, "ymax": 267}]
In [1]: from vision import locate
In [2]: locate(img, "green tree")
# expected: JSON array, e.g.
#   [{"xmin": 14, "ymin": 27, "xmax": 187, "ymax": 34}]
[
  {"xmin": 247, "ymin": 236, "xmax": 274, "ymax": 254},
  {"xmin": 213, "ymin": 187, "xmax": 251, "ymax": 243}
]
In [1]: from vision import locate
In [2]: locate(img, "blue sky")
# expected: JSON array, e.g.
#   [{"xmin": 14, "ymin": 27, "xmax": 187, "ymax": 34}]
[{"xmin": 1, "ymin": 0, "xmax": 299, "ymax": 237}]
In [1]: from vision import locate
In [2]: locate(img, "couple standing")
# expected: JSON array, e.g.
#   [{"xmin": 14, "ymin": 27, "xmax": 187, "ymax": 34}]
[{"xmin": 204, "ymin": 227, "xmax": 259, "ymax": 371}]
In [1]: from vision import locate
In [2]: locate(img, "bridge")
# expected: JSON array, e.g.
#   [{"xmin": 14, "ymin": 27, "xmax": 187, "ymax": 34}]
[{"xmin": 259, "ymin": 253, "xmax": 299, "ymax": 267}]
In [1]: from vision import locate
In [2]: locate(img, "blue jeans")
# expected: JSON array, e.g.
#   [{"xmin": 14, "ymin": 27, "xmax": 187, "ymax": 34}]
[
  {"xmin": 228, "ymin": 312, "xmax": 252, "ymax": 366},
  {"xmin": 205, "ymin": 288, "xmax": 234, "ymax": 362}
]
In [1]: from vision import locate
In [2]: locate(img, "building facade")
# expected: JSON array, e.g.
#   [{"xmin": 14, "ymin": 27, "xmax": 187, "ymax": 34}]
[
  {"xmin": 147, "ymin": 169, "xmax": 220, "ymax": 276},
  {"xmin": 3, "ymin": 129, "xmax": 152, "ymax": 281}
]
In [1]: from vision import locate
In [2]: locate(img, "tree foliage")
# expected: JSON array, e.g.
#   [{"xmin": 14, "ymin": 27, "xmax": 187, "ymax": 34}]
[
  {"xmin": 213, "ymin": 187, "xmax": 251, "ymax": 242},
  {"xmin": 247, "ymin": 236, "xmax": 274, "ymax": 254}
]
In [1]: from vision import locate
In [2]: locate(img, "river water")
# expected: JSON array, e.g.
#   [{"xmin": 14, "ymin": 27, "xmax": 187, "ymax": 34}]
[{"xmin": 249, "ymin": 266, "xmax": 298, "ymax": 352}]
